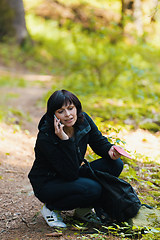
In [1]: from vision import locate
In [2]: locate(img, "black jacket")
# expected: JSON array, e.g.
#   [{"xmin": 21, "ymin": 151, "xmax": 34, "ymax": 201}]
[{"xmin": 28, "ymin": 112, "xmax": 112, "ymax": 195}]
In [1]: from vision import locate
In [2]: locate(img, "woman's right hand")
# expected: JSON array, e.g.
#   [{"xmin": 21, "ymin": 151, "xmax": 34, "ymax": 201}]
[{"xmin": 54, "ymin": 117, "xmax": 69, "ymax": 140}]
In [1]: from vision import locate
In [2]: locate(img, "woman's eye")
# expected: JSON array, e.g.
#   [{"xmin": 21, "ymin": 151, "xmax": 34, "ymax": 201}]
[{"xmin": 58, "ymin": 110, "xmax": 63, "ymax": 114}]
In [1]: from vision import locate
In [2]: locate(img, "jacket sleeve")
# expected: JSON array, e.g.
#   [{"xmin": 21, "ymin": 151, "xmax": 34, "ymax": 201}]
[
  {"xmin": 85, "ymin": 113, "xmax": 112, "ymax": 158},
  {"xmin": 36, "ymin": 133, "xmax": 79, "ymax": 181}
]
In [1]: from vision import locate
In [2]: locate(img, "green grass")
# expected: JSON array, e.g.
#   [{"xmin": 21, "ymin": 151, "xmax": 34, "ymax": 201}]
[
  {"xmin": 0, "ymin": 74, "xmax": 33, "ymax": 123},
  {"xmin": 0, "ymin": 75, "xmax": 27, "ymax": 87}
]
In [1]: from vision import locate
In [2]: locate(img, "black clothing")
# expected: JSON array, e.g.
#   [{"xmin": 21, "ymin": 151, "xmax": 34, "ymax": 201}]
[
  {"xmin": 28, "ymin": 112, "xmax": 112, "ymax": 195},
  {"xmin": 36, "ymin": 157, "xmax": 124, "ymax": 211}
]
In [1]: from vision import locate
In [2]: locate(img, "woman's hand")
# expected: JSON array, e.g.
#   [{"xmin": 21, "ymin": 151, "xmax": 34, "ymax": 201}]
[
  {"xmin": 108, "ymin": 146, "xmax": 122, "ymax": 160},
  {"xmin": 54, "ymin": 117, "xmax": 69, "ymax": 140}
]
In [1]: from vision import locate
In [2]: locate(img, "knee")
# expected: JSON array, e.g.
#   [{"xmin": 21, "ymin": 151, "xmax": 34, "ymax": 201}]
[
  {"xmin": 114, "ymin": 158, "xmax": 124, "ymax": 177},
  {"xmin": 84, "ymin": 179, "xmax": 102, "ymax": 200}
]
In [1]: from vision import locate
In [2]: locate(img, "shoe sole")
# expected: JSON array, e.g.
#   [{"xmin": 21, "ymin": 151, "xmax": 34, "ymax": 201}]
[
  {"xmin": 41, "ymin": 209, "xmax": 67, "ymax": 228},
  {"xmin": 74, "ymin": 213, "xmax": 102, "ymax": 225}
]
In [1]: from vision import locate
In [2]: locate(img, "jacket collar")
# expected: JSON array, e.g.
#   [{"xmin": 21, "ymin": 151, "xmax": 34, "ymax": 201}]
[
  {"xmin": 75, "ymin": 117, "xmax": 91, "ymax": 144},
  {"xmin": 38, "ymin": 113, "xmax": 91, "ymax": 144}
]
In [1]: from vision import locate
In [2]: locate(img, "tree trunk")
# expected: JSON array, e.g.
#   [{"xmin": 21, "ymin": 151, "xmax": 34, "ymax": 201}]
[
  {"xmin": 133, "ymin": 0, "xmax": 143, "ymax": 35},
  {"xmin": 121, "ymin": 0, "xmax": 134, "ymax": 29},
  {"xmin": 0, "ymin": 0, "xmax": 29, "ymax": 44}
]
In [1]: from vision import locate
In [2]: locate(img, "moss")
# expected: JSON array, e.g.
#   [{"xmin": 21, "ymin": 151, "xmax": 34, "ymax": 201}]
[{"xmin": 129, "ymin": 205, "xmax": 160, "ymax": 228}]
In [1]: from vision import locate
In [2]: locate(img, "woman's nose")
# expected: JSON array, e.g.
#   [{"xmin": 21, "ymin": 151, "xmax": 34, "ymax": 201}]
[{"xmin": 65, "ymin": 110, "xmax": 70, "ymax": 116}]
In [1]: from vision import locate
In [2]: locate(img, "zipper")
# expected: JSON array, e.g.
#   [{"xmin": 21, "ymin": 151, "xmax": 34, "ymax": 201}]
[{"xmin": 77, "ymin": 145, "xmax": 83, "ymax": 161}]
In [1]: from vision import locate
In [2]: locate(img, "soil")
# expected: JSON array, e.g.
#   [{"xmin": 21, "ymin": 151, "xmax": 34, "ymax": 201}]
[{"xmin": 0, "ymin": 70, "xmax": 160, "ymax": 240}]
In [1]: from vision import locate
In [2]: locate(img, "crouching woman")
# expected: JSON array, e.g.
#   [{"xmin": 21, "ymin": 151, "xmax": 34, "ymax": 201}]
[{"xmin": 28, "ymin": 89, "xmax": 123, "ymax": 228}]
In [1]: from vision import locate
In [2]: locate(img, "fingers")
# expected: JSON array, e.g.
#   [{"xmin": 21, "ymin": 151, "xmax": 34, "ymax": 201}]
[
  {"xmin": 54, "ymin": 117, "xmax": 62, "ymax": 131},
  {"xmin": 109, "ymin": 146, "xmax": 122, "ymax": 160},
  {"xmin": 54, "ymin": 117, "xmax": 68, "ymax": 140}
]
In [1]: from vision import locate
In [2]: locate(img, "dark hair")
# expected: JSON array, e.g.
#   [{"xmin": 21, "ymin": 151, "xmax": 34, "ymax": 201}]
[{"xmin": 46, "ymin": 89, "xmax": 84, "ymax": 128}]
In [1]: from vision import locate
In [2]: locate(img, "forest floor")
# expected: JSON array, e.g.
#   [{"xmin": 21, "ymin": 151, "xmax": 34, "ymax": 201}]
[{"xmin": 0, "ymin": 67, "xmax": 160, "ymax": 240}]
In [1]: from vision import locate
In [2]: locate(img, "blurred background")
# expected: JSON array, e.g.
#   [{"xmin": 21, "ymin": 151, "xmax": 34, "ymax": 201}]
[{"xmin": 0, "ymin": 0, "xmax": 160, "ymax": 134}]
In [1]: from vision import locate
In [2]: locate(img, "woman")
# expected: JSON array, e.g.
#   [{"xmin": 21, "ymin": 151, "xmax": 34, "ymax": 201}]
[{"xmin": 28, "ymin": 89, "xmax": 123, "ymax": 228}]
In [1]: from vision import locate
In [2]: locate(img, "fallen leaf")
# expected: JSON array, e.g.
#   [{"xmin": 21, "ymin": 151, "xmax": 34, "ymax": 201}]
[
  {"xmin": 46, "ymin": 232, "xmax": 63, "ymax": 237},
  {"xmin": 70, "ymin": 224, "xmax": 88, "ymax": 231},
  {"xmin": 70, "ymin": 227, "xmax": 78, "ymax": 231}
]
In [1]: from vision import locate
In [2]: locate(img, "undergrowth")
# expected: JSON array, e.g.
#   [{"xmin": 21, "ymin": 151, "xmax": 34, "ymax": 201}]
[{"xmin": 1, "ymin": 7, "xmax": 160, "ymax": 131}]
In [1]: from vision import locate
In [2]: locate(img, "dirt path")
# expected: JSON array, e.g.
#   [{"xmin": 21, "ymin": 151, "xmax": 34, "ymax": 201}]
[
  {"xmin": 0, "ymin": 83, "xmax": 48, "ymax": 239},
  {"xmin": 0, "ymin": 83, "xmax": 92, "ymax": 240},
  {"xmin": 0, "ymin": 79, "xmax": 160, "ymax": 239},
  {"xmin": 1, "ymin": 86, "xmax": 47, "ymax": 135}
]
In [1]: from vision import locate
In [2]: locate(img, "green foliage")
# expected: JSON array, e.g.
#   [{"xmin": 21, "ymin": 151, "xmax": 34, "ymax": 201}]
[
  {"xmin": 78, "ymin": 222, "xmax": 160, "ymax": 239},
  {"xmin": 151, "ymin": 171, "xmax": 160, "ymax": 179},
  {"xmin": 140, "ymin": 122, "xmax": 160, "ymax": 132},
  {"xmin": 1, "ymin": 10, "xmax": 160, "ymax": 131},
  {"xmin": 37, "ymin": 15, "xmax": 160, "ymax": 130},
  {"xmin": 120, "ymin": 165, "xmax": 139, "ymax": 182}
]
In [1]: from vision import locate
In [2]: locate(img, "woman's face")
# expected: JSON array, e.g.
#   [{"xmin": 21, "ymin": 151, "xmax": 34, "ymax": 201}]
[{"xmin": 55, "ymin": 102, "xmax": 77, "ymax": 127}]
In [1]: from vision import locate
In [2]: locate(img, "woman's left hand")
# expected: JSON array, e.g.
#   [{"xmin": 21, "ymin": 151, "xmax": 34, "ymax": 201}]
[{"xmin": 108, "ymin": 146, "xmax": 122, "ymax": 160}]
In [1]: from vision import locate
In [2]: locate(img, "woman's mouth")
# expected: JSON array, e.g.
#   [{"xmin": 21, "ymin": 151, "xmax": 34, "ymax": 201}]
[{"xmin": 65, "ymin": 118, "xmax": 73, "ymax": 123}]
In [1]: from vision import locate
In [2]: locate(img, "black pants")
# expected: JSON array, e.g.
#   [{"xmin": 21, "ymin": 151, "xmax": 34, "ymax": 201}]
[{"xmin": 37, "ymin": 157, "xmax": 124, "ymax": 211}]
